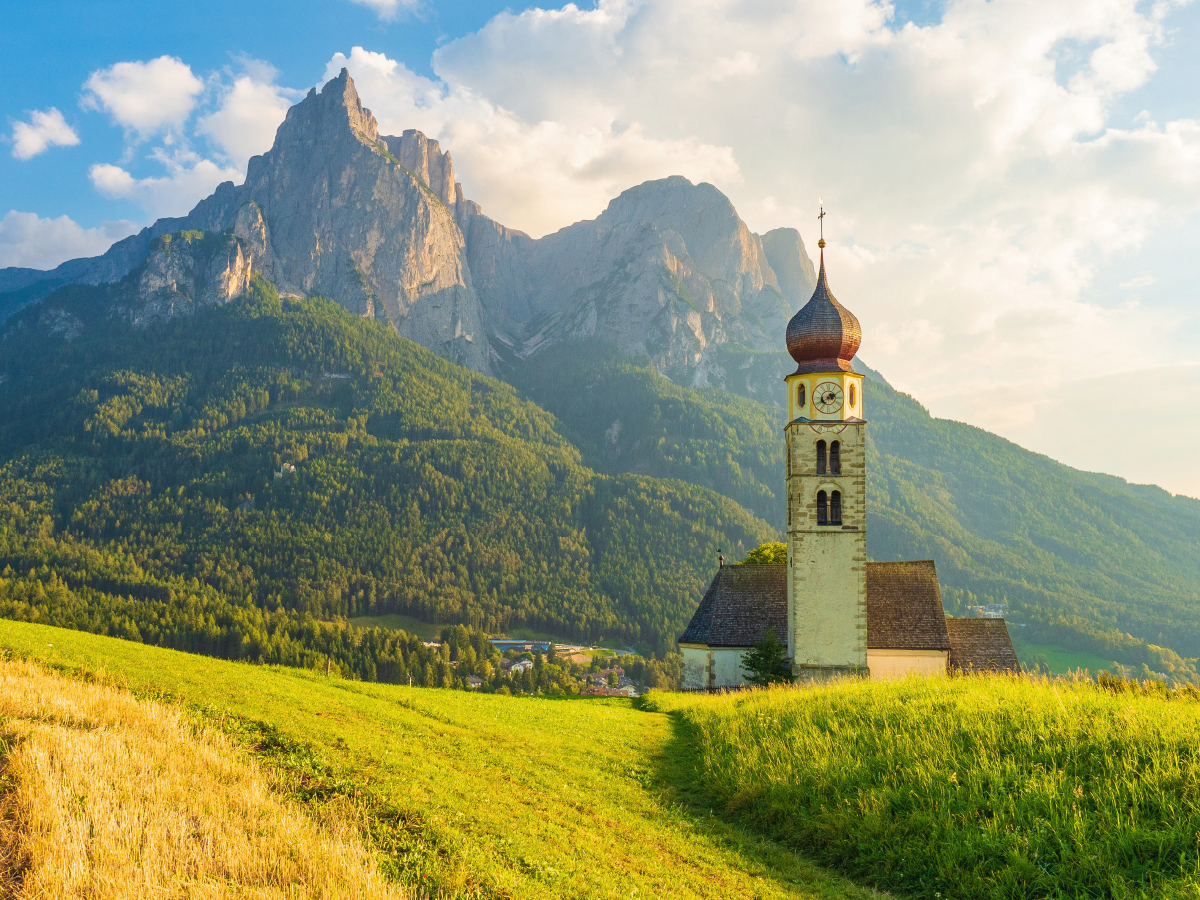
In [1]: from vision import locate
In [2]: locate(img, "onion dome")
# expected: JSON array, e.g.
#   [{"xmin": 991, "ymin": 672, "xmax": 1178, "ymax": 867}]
[{"xmin": 785, "ymin": 242, "xmax": 861, "ymax": 375}]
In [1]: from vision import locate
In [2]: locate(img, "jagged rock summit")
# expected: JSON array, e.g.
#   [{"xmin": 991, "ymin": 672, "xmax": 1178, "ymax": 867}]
[{"xmin": 2, "ymin": 71, "xmax": 819, "ymax": 383}]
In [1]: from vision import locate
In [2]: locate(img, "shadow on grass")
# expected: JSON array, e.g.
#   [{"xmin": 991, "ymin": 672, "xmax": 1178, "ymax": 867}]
[{"xmin": 641, "ymin": 698, "xmax": 892, "ymax": 900}]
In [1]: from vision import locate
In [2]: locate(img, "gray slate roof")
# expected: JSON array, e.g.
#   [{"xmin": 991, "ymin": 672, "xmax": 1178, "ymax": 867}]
[
  {"xmin": 678, "ymin": 565, "xmax": 788, "ymax": 647},
  {"xmin": 865, "ymin": 560, "xmax": 951, "ymax": 651},
  {"xmin": 946, "ymin": 618, "xmax": 1021, "ymax": 674},
  {"xmin": 679, "ymin": 559, "xmax": 958, "ymax": 652}
]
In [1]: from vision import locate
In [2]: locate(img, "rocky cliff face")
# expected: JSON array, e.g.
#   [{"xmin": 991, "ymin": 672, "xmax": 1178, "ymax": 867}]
[
  {"xmin": 214, "ymin": 70, "xmax": 489, "ymax": 373},
  {"xmin": 9, "ymin": 72, "xmax": 818, "ymax": 385},
  {"xmin": 461, "ymin": 176, "xmax": 817, "ymax": 382},
  {"xmin": 111, "ymin": 230, "xmax": 253, "ymax": 327}
]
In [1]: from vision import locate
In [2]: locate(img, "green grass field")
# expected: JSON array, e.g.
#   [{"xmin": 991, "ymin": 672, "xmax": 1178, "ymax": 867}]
[
  {"xmin": 648, "ymin": 676, "xmax": 1200, "ymax": 899},
  {"xmin": 1010, "ymin": 636, "xmax": 1116, "ymax": 675},
  {"xmin": 0, "ymin": 619, "xmax": 871, "ymax": 900},
  {"xmin": 9, "ymin": 619, "xmax": 1198, "ymax": 899},
  {"xmin": 345, "ymin": 613, "xmax": 446, "ymax": 640}
]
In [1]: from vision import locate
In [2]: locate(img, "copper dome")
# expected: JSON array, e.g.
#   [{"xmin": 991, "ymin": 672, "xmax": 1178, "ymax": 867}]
[{"xmin": 785, "ymin": 252, "xmax": 861, "ymax": 374}]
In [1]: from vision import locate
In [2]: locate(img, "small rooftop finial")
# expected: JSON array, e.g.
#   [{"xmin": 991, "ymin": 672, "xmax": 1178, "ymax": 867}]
[
  {"xmin": 718, "ymin": 548, "xmax": 724, "ymax": 568},
  {"xmin": 818, "ymin": 197, "xmax": 826, "ymax": 250}
]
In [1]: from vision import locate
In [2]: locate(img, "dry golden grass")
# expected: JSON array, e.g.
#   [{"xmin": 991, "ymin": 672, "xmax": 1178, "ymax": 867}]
[{"xmin": 0, "ymin": 657, "xmax": 405, "ymax": 899}]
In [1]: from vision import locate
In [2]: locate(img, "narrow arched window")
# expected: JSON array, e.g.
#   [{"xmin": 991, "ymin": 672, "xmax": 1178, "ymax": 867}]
[
  {"xmin": 849, "ymin": 383, "xmax": 856, "ymax": 410},
  {"xmin": 816, "ymin": 440, "xmax": 827, "ymax": 475},
  {"xmin": 831, "ymin": 490, "xmax": 842, "ymax": 525},
  {"xmin": 817, "ymin": 490, "xmax": 828, "ymax": 525},
  {"xmin": 830, "ymin": 440, "xmax": 841, "ymax": 475},
  {"xmin": 797, "ymin": 383, "xmax": 806, "ymax": 410}
]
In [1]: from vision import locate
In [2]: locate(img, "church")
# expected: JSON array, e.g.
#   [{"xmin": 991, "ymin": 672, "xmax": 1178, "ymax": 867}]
[{"xmin": 679, "ymin": 224, "xmax": 1019, "ymax": 689}]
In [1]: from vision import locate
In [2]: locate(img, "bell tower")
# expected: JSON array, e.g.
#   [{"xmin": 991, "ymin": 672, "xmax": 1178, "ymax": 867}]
[{"xmin": 784, "ymin": 201, "xmax": 868, "ymax": 681}]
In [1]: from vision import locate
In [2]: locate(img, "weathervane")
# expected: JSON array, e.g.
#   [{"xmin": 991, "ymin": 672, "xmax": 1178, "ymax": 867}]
[{"xmin": 818, "ymin": 197, "xmax": 826, "ymax": 250}]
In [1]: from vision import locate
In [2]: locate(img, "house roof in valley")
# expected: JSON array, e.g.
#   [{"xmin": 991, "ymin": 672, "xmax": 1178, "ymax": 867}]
[
  {"xmin": 678, "ymin": 559, "xmax": 953, "ymax": 651},
  {"xmin": 946, "ymin": 618, "xmax": 1022, "ymax": 674}
]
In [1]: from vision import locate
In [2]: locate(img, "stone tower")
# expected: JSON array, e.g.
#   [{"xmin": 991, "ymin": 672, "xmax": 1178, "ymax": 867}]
[{"xmin": 783, "ymin": 217, "xmax": 868, "ymax": 681}]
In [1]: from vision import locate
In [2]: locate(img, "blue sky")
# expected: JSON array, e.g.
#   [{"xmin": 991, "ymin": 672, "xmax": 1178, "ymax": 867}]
[{"xmin": 3, "ymin": 0, "xmax": 1200, "ymax": 498}]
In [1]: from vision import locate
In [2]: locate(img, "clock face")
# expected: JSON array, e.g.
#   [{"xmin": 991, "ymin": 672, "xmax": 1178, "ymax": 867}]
[{"xmin": 814, "ymin": 381, "xmax": 844, "ymax": 414}]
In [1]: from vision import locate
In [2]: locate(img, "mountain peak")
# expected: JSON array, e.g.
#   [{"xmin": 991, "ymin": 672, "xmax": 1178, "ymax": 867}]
[{"xmin": 280, "ymin": 69, "xmax": 378, "ymax": 148}]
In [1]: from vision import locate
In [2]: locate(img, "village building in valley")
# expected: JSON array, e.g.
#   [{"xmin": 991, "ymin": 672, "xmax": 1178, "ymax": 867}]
[{"xmin": 679, "ymin": 215, "xmax": 1019, "ymax": 688}]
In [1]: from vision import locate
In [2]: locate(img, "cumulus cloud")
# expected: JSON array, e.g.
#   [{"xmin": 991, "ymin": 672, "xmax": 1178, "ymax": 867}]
[
  {"xmin": 196, "ymin": 65, "xmax": 299, "ymax": 166},
  {"xmin": 10, "ymin": 108, "xmax": 79, "ymax": 160},
  {"xmin": 0, "ymin": 210, "xmax": 137, "ymax": 270},
  {"xmin": 89, "ymin": 149, "xmax": 240, "ymax": 220},
  {"xmin": 345, "ymin": 0, "xmax": 418, "ymax": 22},
  {"xmin": 82, "ymin": 56, "xmax": 204, "ymax": 139},
  {"xmin": 324, "ymin": 47, "xmax": 741, "ymax": 235}
]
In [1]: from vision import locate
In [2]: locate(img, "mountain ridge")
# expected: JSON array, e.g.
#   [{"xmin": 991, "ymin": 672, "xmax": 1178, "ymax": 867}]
[{"xmin": 2, "ymin": 71, "xmax": 816, "ymax": 385}]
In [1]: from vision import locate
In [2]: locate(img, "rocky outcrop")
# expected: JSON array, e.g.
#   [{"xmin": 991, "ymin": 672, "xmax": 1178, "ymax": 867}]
[
  {"xmin": 383, "ymin": 130, "xmax": 457, "ymax": 208},
  {"xmin": 461, "ymin": 176, "xmax": 817, "ymax": 379},
  {"xmin": 117, "ymin": 231, "xmax": 253, "ymax": 327}
]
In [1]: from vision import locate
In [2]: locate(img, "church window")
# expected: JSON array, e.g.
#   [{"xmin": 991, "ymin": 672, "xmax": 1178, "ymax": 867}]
[
  {"xmin": 797, "ymin": 383, "xmax": 806, "ymax": 410},
  {"xmin": 816, "ymin": 440, "xmax": 827, "ymax": 475},
  {"xmin": 831, "ymin": 490, "xmax": 843, "ymax": 525},
  {"xmin": 817, "ymin": 490, "xmax": 828, "ymax": 525},
  {"xmin": 849, "ymin": 383, "xmax": 856, "ymax": 409},
  {"xmin": 830, "ymin": 440, "xmax": 841, "ymax": 475}
]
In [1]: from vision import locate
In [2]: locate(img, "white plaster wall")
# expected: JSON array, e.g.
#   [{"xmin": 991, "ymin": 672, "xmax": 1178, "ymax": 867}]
[
  {"xmin": 680, "ymin": 646, "xmax": 710, "ymax": 690},
  {"xmin": 714, "ymin": 649, "xmax": 750, "ymax": 688},
  {"xmin": 868, "ymin": 649, "xmax": 948, "ymax": 679}
]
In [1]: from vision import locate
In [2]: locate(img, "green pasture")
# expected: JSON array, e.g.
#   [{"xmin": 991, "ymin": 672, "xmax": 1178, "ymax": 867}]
[
  {"xmin": 0, "ymin": 619, "xmax": 869, "ymax": 900},
  {"xmin": 345, "ymin": 613, "xmax": 445, "ymax": 640},
  {"xmin": 1010, "ymin": 636, "xmax": 1116, "ymax": 675}
]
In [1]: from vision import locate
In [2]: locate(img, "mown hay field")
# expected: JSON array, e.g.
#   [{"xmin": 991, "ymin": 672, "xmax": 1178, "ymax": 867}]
[
  {"xmin": 0, "ymin": 655, "xmax": 403, "ymax": 900},
  {"xmin": 649, "ymin": 676, "xmax": 1200, "ymax": 899},
  {"xmin": 0, "ymin": 619, "xmax": 872, "ymax": 900}
]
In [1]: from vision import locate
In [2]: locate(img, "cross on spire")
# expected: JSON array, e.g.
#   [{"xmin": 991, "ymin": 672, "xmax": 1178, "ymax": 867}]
[{"xmin": 818, "ymin": 197, "xmax": 826, "ymax": 250}]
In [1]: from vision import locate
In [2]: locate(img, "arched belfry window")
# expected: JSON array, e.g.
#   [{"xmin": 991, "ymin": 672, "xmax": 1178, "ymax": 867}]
[
  {"xmin": 816, "ymin": 440, "xmax": 827, "ymax": 475},
  {"xmin": 831, "ymin": 490, "xmax": 843, "ymax": 525},
  {"xmin": 830, "ymin": 440, "xmax": 841, "ymax": 475},
  {"xmin": 849, "ymin": 383, "xmax": 856, "ymax": 410},
  {"xmin": 817, "ymin": 490, "xmax": 828, "ymax": 525},
  {"xmin": 797, "ymin": 383, "xmax": 806, "ymax": 410}
]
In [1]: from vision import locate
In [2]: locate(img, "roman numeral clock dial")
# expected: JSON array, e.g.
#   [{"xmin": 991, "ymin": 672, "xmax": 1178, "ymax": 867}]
[{"xmin": 814, "ymin": 381, "xmax": 844, "ymax": 414}]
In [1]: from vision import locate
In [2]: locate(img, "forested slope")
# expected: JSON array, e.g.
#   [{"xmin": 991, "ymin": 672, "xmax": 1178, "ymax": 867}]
[
  {"xmin": 0, "ymin": 278, "xmax": 772, "ymax": 670},
  {"xmin": 514, "ymin": 344, "xmax": 1200, "ymax": 678}
]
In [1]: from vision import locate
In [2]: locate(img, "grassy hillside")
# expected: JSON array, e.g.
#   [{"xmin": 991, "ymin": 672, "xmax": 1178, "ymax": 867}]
[
  {"xmin": 0, "ymin": 276, "xmax": 773, "ymax": 669},
  {"xmin": 515, "ymin": 344, "xmax": 1200, "ymax": 679},
  {"xmin": 0, "ymin": 619, "xmax": 873, "ymax": 900},
  {"xmin": 648, "ymin": 675, "xmax": 1200, "ymax": 899}
]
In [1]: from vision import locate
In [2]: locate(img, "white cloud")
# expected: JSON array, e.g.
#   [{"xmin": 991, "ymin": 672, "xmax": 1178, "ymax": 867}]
[
  {"xmin": 0, "ymin": 210, "xmax": 137, "ymax": 270},
  {"xmin": 89, "ymin": 149, "xmax": 240, "ymax": 220},
  {"xmin": 10, "ymin": 108, "xmax": 79, "ymax": 160},
  {"xmin": 82, "ymin": 56, "xmax": 204, "ymax": 139},
  {"xmin": 196, "ymin": 67, "xmax": 298, "ymax": 166},
  {"xmin": 324, "ymin": 47, "xmax": 741, "ymax": 235},
  {"xmin": 345, "ymin": 0, "xmax": 418, "ymax": 22},
  {"xmin": 1120, "ymin": 274, "xmax": 1156, "ymax": 288}
]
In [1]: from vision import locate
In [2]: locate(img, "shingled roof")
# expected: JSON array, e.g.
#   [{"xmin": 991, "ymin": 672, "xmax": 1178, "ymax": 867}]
[
  {"xmin": 865, "ymin": 560, "xmax": 951, "ymax": 651},
  {"xmin": 946, "ymin": 618, "xmax": 1021, "ymax": 674},
  {"xmin": 679, "ymin": 559, "xmax": 954, "ymax": 651},
  {"xmin": 678, "ymin": 565, "xmax": 787, "ymax": 647}
]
